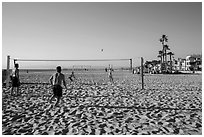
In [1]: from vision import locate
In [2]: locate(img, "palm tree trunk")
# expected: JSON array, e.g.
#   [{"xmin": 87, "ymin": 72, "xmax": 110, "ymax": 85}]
[
  {"xmin": 162, "ymin": 43, "xmax": 165, "ymax": 73},
  {"xmin": 163, "ymin": 51, "xmax": 165, "ymax": 64},
  {"xmin": 160, "ymin": 57, "xmax": 162, "ymax": 64},
  {"xmin": 170, "ymin": 55, "xmax": 172, "ymax": 73},
  {"xmin": 160, "ymin": 57, "xmax": 162, "ymax": 73},
  {"xmin": 163, "ymin": 43, "xmax": 167, "ymax": 73},
  {"xmin": 165, "ymin": 50, "xmax": 167, "ymax": 63}
]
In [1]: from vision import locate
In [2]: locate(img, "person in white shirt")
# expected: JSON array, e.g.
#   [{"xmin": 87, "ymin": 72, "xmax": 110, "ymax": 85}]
[{"xmin": 49, "ymin": 66, "xmax": 67, "ymax": 107}]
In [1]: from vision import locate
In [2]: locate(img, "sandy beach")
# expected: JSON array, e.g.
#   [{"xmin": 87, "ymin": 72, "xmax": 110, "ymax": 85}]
[{"xmin": 2, "ymin": 71, "xmax": 202, "ymax": 135}]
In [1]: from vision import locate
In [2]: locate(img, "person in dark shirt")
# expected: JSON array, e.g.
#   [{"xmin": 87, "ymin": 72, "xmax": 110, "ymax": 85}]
[{"xmin": 10, "ymin": 63, "xmax": 20, "ymax": 96}]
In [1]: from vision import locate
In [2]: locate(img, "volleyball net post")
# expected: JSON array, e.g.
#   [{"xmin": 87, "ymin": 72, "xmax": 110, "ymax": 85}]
[
  {"xmin": 141, "ymin": 57, "xmax": 144, "ymax": 89},
  {"xmin": 130, "ymin": 59, "xmax": 132, "ymax": 71},
  {"xmin": 14, "ymin": 59, "xmax": 17, "ymax": 65},
  {"xmin": 6, "ymin": 55, "xmax": 10, "ymax": 87}
]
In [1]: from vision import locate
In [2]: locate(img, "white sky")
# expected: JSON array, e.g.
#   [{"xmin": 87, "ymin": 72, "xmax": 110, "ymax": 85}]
[{"xmin": 2, "ymin": 2, "xmax": 202, "ymax": 69}]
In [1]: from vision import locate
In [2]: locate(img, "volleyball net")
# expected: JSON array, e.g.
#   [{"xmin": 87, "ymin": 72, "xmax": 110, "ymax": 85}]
[
  {"xmin": 3, "ymin": 56, "xmax": 144, "ymax": 87},
  {"xmin": 13, "ymin": 58, "xmax": 133, "ymax": 70}
]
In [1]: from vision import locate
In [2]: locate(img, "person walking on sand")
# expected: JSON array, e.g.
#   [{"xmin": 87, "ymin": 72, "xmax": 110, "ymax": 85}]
[
  {"xmin": 69, "ymin": 71, "xmax": 75, "ymax": 82},
  {"xmin": 108, "ymin": 65, "xmax": 114, "ymax": 83},
  {"xmin": 49, "ymin": 66, "xmax": 67, "ymax": 107},
  {"xmin": 10, "ymin": 63, "xmax": 20, "ymax": 96}
]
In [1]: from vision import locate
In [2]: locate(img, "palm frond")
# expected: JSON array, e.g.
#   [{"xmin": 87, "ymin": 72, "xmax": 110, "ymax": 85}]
[{"xmin": 164, "ymin": 45, "xmax": 170, "ymax": 50}]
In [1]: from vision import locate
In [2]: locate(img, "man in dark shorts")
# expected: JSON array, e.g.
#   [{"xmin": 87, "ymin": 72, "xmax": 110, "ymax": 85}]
[
  {"xmin": 49, "ymin": 66, "xmax": 67, "ymax": 107},
  {"xmin": 10, "ymin": 63, "xmax": 20, "ymax": 96}
]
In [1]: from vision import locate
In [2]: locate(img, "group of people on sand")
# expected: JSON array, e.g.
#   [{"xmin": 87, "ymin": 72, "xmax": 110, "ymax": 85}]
[{"xmin": 9, "ymin": 64, "xmax": 114, "ymax": 107}]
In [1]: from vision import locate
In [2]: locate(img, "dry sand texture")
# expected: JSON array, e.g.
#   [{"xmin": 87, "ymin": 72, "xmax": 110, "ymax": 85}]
[{"xmin": 2, "ymin": 70, "xmax": 202, "ymax": 135}]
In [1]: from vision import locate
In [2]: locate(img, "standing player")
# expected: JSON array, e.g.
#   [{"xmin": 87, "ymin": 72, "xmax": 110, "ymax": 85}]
[
  {"xmin": 49, "ymin": 66, "xmax": 68, "ymax": 107},
  {"xmin": 108, "ymin": 65, "xmax": 114, "ymax": 83},
  {"xmin": 69, "ymin": 71, "xmax": 75, "ymax": 82},
  {"xmin": 10, "ymin": 63, "xmax": 20, "ymax": 96}
]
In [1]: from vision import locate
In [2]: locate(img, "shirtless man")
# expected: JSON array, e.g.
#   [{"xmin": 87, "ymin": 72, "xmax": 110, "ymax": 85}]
[
  {"xmin": 69, "ymin": 71, "xmax": 75, "ymax": 82},
  {"xmin": 49, "ymin": 66, "xmax": 67, "ymax": 106}
]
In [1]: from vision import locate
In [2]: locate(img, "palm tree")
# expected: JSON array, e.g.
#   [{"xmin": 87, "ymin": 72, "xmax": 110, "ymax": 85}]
[
  {"xmin": 167, "ymin": 52, "xmax": 174, "ymax": 73},
  {"xmin": 163, "ymin": 44, "xmax": 170, "ymax": 63},
  {"xmin": 157, "ymin": 55, "xmax": 162, "ymax": 63},
  {"xmin": 160, "ymin": 35, "xmax": 168, "ymax": 44},
  {"xmin": 158, "ymin": 50, "xmax": 164, "ymax": 73},
  {"xmin": 167, "ymin": 52, "xmax": 174, "ymax": 62},
  {"xmin": 158, "ymin": 50, "xmax": 163, "ymax": 63},
  {"xmin": 160, "ymin": 35, "xmax": 168, "ymax": 51},
  {"xmin": 159, "ymin": 35, "xmax": 168, "ymax": 73}
]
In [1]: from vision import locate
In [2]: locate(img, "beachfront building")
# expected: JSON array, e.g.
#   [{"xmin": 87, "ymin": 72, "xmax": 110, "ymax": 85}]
[
  {"xmin": 143, "ymin": 60, "xmax": 160, "ymax": 74},
  {"xmin": 173, "ymin": 54, "xmax": 202, "ymax": 72},
  {"xmin": 173, "ymin": 58, "xmax": 187, "ymax": 71},
  {"xmin": 186, "ymin": 54, "xmax": 202, "ymax": 71}
]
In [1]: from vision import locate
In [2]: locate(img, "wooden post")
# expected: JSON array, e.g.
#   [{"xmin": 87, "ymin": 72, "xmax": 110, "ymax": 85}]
[
  {"xmin": 141, "ymin": 57, "xmax": 144, "ymax": 89},
  {"xmin": 6, "ymin": 55, "xmax": 10, "ymax": 87},
  {"xmin": 14, "ymin": 59, "xmax": 16, "ymax": 65},
  {"xmin": 130, "ymin": 59, "xmax": 132, "ymax": 71}
]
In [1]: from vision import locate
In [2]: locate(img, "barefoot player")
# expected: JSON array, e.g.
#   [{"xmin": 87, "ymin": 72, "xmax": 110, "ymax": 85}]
[
  {"xmin": 69, "ymin": 71, "xmax": 75, "ymax": 82},
  {"xmin": 10, "ymin": 63, "xmax": 20, "ymax": 96},
  {"xmin": 49, "ymin": 66, "xmax": 67, "ymax": 107},
  {"xmin": 108, "ymin": 65, "xmax": 114, "ymax": 83}
]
